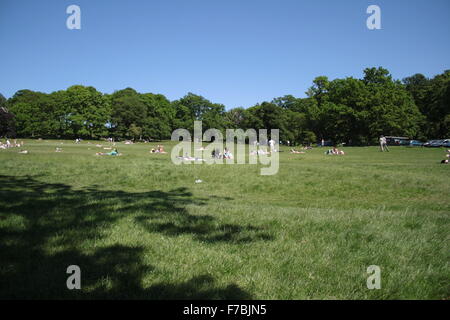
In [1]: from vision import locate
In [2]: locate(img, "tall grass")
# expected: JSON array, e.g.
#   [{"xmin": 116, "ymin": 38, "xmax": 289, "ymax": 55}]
[{"xmin": 0, "ymin": 140, "xmax": 448, "ymax": 299}]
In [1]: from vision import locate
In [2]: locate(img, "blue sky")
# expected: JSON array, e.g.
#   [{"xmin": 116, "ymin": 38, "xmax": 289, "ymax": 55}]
[{"xmin": 0, "ymin": 0, "xmax": 449, "ymax": 109}]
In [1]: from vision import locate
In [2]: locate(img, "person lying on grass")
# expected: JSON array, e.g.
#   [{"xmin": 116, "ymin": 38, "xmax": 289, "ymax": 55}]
[
  {"xmin": 290, "ymin": 149, "xmax": 305, "ymax": 154},
  {"xmin": 250, "ymin": 149, "xmax": 271, "ymax": 156},
  {"xmin": 150, "ymin": 145, "xmax": 167, "ymax": 154},
  {"xmin": 96, "ymin": 149, "xmax": 121, "ymax": 156},
  {"xmin": 325, "ymin": 146, "xmax": 345, "ymax": 155},
  {"xmin": 177, "ymin": 155, "xmax": 205, "ymax": 161}
]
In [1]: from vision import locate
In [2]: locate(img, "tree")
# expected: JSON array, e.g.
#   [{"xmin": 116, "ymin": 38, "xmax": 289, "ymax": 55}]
[
  {"xmin": 363, "ymin": 67, "xmax": 392, "ymax": 85},
  {"xmin": 8, "ymin": 90, "xmax": 51, "ymax": 137},
  {"xmin": 109, "ymin": 88, "xmax": 145, "ymax": 139},
  {"xmin": 63, "ymin": 85, "xmax": 110, "ymax": 138},
  {"xmin": 0, "ymin": 93, "xmax": 16, "ymax": 137},
  {"xmin": 140, "ymin": 93, "xmax": 173, "ymax": 140},
  {"xmin": 306, "ymin": 76, "xmax": 329, "ymax": 107},
  {"xmin": 175, "ymin": 93, "xmax": 226, "ymax": 133},
  {"xmin": 404, "ymin": 71, "xmax": 450, "ymax": 138}
]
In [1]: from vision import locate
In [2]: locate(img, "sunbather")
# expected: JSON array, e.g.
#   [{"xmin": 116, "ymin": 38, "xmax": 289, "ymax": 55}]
[{"xmin": 96, "ymin": 148, "xmax": 121, "ymax": 156}]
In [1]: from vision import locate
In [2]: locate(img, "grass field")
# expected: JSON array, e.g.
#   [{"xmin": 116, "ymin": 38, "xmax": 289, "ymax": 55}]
[{"xmin": 0, "ymin": 139, "xmax": 449, "ymax": 299}]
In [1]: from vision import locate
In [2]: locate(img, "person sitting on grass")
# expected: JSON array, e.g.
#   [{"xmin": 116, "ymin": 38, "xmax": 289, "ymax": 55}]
[
  {"xmin": 222, "ymin": 148, "xmax": 233, "ymax": 159},
  {"xmin": 158, "ymin": 145, "xmax": 167, "ymax": 153}
]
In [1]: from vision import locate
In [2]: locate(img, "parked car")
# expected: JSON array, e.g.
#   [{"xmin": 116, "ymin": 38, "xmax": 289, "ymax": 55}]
[
  {"xmin": 408, "ymin": 140, "xmax": 424, "ymax": 146},
  {"xmin": 441, "ymin": 139, "xmax": 450, "ymax": 148},
  {"xmin": 398, "ymin": 139, "xmax": 411, "ymax": 146},
  {"xmin": 424, "ymin": 140, "xmax": 444, "ymax": 147}
]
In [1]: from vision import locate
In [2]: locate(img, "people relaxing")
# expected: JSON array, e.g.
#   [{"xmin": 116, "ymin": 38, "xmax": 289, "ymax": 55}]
[
  {"xmin": 250, "ymin": 149, "xmax": 271, "ymax": 156},
  {"xmin": 150, "ymin": 145, "xmax": 167, "ymax": 153},
  {"xmin": 177, "ymin": 154, "xmax": 205, "ymax": 161},
  {"xmin": 223, "ymin": 148, "xmax": 233, "ymax": 159},
  {"xmin": 325, "ymin": 147, "xmax": 345, "ymax": 155},
  {"xmin": 96, "ymin": 148, "xmax": 121, "ymax": 156},
  {"xmin": 212, "ymin": 148, "xmax": 221, "ymax": 159},
  {"xmin": 290, "ymin": 149, "xmax": 305, "ymax": 154}
]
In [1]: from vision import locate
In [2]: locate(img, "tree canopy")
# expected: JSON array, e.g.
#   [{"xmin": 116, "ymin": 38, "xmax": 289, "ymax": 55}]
[{"xmin": 2, "ymin": 67, "xmax": 449, "ymax": 144}]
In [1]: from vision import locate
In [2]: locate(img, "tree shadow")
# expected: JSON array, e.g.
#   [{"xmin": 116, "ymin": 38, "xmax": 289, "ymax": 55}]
[{"xmin": 0, "ymin": 175, "xmax": 267, "ymax": 299}]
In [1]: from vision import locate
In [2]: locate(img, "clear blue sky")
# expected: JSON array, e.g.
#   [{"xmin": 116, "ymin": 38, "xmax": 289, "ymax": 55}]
[{"xmin": 0, "ymin": 0, "xmax": 449, "ymax": 109}]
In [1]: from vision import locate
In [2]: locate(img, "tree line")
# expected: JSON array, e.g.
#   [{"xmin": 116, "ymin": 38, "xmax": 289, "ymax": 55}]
[{"xmin": 1, "ymin": 67, "xmax": 449, "ymax": 145}]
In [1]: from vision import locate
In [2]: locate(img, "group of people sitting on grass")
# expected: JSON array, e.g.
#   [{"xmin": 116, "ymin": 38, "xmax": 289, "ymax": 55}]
[
  {"xmin": 150, "ymin": 145, "xmax": 167, "ymax": 153},
  {"xmin": 211, "ymin": 148, "xmax": 233, "ymax": 159},
  {"xmin": 325, "ymin": 146, "xmax": 345, "ymax": 155},
  {"xmin": 0, "ymin": 139, "xmax": 24, "ymax": 149}
]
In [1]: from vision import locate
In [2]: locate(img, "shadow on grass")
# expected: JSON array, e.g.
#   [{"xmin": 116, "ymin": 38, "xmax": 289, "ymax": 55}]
[{"xmin": 0, "ymin": 175, "xmax": 267, "ymax": 299}]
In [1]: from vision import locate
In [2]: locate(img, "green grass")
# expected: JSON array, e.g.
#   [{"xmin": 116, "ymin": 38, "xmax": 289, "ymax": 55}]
[{"xmin": 0, "ymin": 139, "xmax": 449, "ymax": 299}]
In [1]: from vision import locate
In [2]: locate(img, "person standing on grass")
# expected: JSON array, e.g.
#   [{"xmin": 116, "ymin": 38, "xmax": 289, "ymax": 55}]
[
  {"xmin": 269, "ymin": 138, "xmax": 276, "ymax": 152},
  {"xmin": 379, "ymin": 135, "xmax": 389, "ymax": 152}
]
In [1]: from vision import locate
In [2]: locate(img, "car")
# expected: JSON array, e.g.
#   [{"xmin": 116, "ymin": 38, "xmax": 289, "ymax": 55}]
[
  {"xmin": 424, "ymin": 139, "xmax": 443, "ymax": 147},
  {"xmin": 408, "ymin": 140, "xmax": 424, "ymax": 146},
  {"xmin": 430, "ymin": 140, "xmax": 445, "ymax": 147},
  {"xmin": 441, "ymin": 139, "xmax": 450, "ymax": 148},
  {"xmin": 398, "ymin": 139, "xmax": 411, "ymax": 146}
]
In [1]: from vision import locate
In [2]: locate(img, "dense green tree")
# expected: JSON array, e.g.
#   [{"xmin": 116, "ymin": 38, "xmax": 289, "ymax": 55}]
[
  {"xmin": 174, "ymin": 93, "xmax": 226, "ymax": 133},
  {"xmin": 141, "ymin": 93, "xmax": 173, "ymax": 140},
  {"xmin": 8, "ymin": 90, "xmax": 52, "ymax": 137},
  {"xmin": 0, "ymin": 93, "xmax": 16, "ymax": 137},
  {"xmin": 306, "ymin": 76, "xmax": 329, "ymax": 107},
  {"xmin": 404, "ymin": 71, "xmax": 450, "ymax": 138},
  {"xmin": 109, "ymin": 88, "xmax": 145, "ymax": 139},
  {"xmin": 171, "ymin": 100, "xmax": 195, "ymax": 133},
  {"xmin": 63, "ymin": 85, "xmax": 110, "ymax": 138},
  {"xmin": 3, "ymin": 67, "xmax": 448, "ymax": 143}
]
